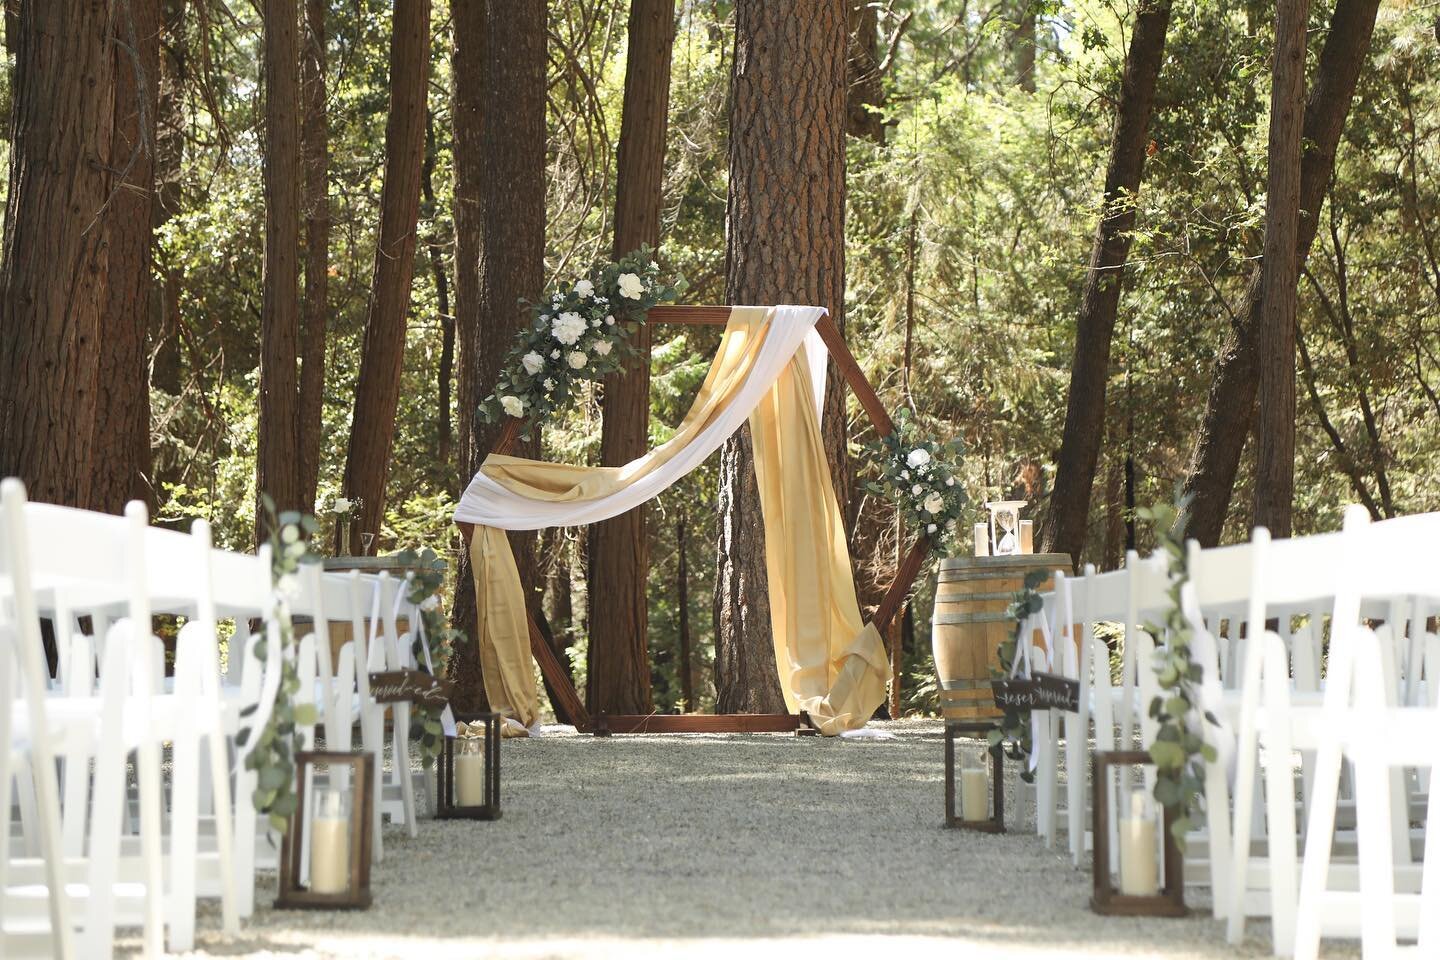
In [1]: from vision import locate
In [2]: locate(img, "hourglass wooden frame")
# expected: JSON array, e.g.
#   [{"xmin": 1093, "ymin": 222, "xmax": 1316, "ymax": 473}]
[
  {"xmin": 458, "ymin": 306, "xmax": 925, "ymax": 735},
  {"xmin": 1090, "ymin": 750, "xmax": 1186, "ymax": 917},
  {"xmin": 275, "ymin": 750, "xmax": 375, "ymax": 910},
  {"xmin": 437, "ymin": 711, "xmax": 503, "ymax": 821}
]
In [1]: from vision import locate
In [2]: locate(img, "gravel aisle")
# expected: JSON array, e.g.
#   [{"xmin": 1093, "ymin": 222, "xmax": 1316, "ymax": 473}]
[{"xmin": 152, "ymin": 720, "xmax": 1356, "ymax": 959}]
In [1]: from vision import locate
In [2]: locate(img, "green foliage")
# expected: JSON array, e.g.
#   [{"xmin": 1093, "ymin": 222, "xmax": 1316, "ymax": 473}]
[
  {"xmin": 393, "ymin": 546, "xmax": 463, "ymax": 766},
  {"xmin": 989, "ymin": 568, "xmax": 1048, "ymax": 780},
  {"xmin": 864, "ymin": 408, "xmax": 968, "ymax": 549},
  {"xmin": 1138, "ymin": 491, "xmax": 1218, "ymax": 849},
  {"xmin": 237, "ymin": 495, "xmax": 321, "ymax": 835},
  {"xmin": 477, "ymin": 247, "xmax": 685, "ymax": 437}
]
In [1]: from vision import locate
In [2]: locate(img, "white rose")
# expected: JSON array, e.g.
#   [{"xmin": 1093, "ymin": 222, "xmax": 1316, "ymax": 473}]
[
  {"xmin": 593, "ymin": 340, "xmax": 612, "ymax": 356},
  {"xmin": 927, "ymin": 523, "xmax": 938, "ymax": 534},
  {"xmin": 552, "ymin": 311, "xmax": 586, "ymax": 345},
  {"xmin": 605, "ymin": 315, "xmax": 615, "ymax": 326},
  {"xmin": 617, "ymin": 272, "xmax": 645, "ymax": 299},
  {"xmin": 573, "ymin": 279, "xmax": 595, "ymax": 298},
  {"xmin": 521, "ymin": 351, "xmax": 545, "ymax": 375},
  {"xmin": 911, "ymin": 484, "xmax": 923, "ymax": 496},
  {"xmin": 923, "ymin": 493, "xmax": 944, "ymax": 515},
  {"xmin": 333, "ymin": 497, "xmax": 351, "ymax": 513},
  {"xmin": 906, "ymin": 448, "xmax": 931, "ymax": 469},
  {"xmin": 566, "ymin": 351, "xmax": 587, "ymax": 369},
  {"xmin": 500, "ymin": 395, "xmax": 525, "ymax": 418},
  {"xmin": 946, "ymin": 477, "xmax": 956, "ymax": 487}
]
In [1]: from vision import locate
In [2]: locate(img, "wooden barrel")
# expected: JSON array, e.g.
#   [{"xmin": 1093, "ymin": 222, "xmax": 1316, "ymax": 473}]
[{"xmin": 932, "ymin": 553, "xmax": 1071, "ymax": 720}]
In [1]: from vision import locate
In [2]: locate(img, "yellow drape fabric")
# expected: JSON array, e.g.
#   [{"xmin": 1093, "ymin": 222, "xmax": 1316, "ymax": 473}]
[
  {"xmin": 469, "ymin": 524, "xmax": 541, "ymax": 731},
  {"xmin": 466, "ymin": 307, "xmax": 890, "ymax": 734}
]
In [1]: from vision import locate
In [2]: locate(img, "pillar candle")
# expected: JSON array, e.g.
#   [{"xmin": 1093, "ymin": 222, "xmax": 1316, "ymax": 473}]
[
  {"xmin": 1119, "ymin": 790, "xmax": 1159, "ymax": 896},
  {"xmin": 961, "ymin": 767, "xmax": 989, "ymax": 821},
  {"xmin": 1019, "ymin": 520, "xmax": 1034, "ymax": 555},
  {"xmin": 456, "ymin": 748, "xmax": 486, "ymax": 806},
  {"xmin": 309, "ymin": 815, "xmax": 350, "ymax": 894},
  {"xmin": 973, "ymin": 522, "xmax": 990, "ymax": 557}
]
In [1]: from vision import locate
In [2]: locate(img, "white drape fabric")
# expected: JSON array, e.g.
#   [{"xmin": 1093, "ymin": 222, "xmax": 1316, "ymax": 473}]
[{"xmin": 454, "ymin": 306, "xmax": 828, "ymax": 529}]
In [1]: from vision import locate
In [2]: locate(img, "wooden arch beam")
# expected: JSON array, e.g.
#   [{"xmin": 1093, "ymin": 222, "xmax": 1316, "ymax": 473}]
[{"xmin": 457, "ymin": 306, "xmax": 927, "ymax": 732}]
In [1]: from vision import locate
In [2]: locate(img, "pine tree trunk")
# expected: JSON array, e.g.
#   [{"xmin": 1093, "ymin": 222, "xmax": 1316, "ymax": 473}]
[
  {"xmin": 258, "ymin": 0, "xmax": 304, "ymax": 525},
  {"xmin": 298, "ymin": 0, "xmax": 328, "ymax": 512},
  {"xmin": 846, "ymin": 0, "xmax": 884, "ymax": 143},
  {"xmin": 1038, "ymin": 0, "xmax": 1171, "ymax": 565},
  {"xmin": 1252, "ymin": 0, "xmax": 1311, "ymax": 539},
  {"xmin": 1179, "ymin": 0, "xmax": 1380, "ymax": 546},
  {"xmin": 92, "ymin": 0, "xmax": 161, "ymax": 515},
  {"xmin": 0, "ymin": 0, "xmax": 115, "ymax": 507},
  {"xmin": 587, "ymin": 0, "xmax": 675, "ymax": 717},
  {"xmin": 150, "ymin": 0, "xmax": 187, "ymax": 403},
  {"xmin": 716, "ymin": 0, "xmax": 847, "ymax": 715},
  {"xmin": 1010, "ymin": 1, "xmax": 1038, "ymax": 92},
  {"xmin": 676, "ymin": 514, "xmax": 694, "ymax": 710},
  {"xmin": 421, "ymin": 113, "xmax": 455, "ymax": 468},
  {"xmin": 341, "ymin": 0, "xmax": 431, "ymax": 551},
  {"xmin": 448, "ymin": 0, "xmax": 547, "ymax": 712}
]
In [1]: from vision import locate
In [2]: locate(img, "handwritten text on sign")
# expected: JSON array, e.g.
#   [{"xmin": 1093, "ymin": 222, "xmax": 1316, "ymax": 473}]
[
  {"xmin": 368, "ymin": 669, "xmax": 455, "ymax": 706},
  {"xmin": 990, "ymin": 673, "xmax": 1080, "ymax": 712}
]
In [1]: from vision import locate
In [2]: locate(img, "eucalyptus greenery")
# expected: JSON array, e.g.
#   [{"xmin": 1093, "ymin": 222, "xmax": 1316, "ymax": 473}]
[
  {"xmin": 988, "ymin": 567, "xmax": 1048, "ymax": 781},
  {"xmin": 864, "ymin": 409, "xmax": 968, "ymax": 550},
  {"xmin": 393, "ymin": 546, "xmax": 463, "ymax": 765},
  {"xmin": 477, "ymin": 246, "xmax": 685, "ymax": 438},
  {"xmin": 235, "ymin": 494, "xmax": 320, "ymax": 834},
  {"xmin": 1140, "ymin": 493, "xmax": 1218, "ymax": 849}
]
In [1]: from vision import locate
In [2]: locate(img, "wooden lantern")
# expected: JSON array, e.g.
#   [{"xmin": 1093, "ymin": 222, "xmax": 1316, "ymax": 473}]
[
  {"xmin": 437, "ymin": 711, "xmax": 502, "ymax": 821},
  {"xmin": 1090, "ymin": 750, "xmax": 1186, "ymax": 917},
  {"xmin": 943, "ymin": 720, "xmax": 1005, "ymax": 832},
  {"xmin": 275, "ymin": 750, "xmax": 375, "ymax": 910}
]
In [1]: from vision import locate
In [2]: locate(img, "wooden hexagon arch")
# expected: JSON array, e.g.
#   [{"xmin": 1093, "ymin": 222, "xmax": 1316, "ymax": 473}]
[{"xmin": 457, "ymin": 306, "xmax": 927, "ymax": 735}]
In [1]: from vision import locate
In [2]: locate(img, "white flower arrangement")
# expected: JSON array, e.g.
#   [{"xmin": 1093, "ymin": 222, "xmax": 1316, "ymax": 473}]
[
  {"xmin": 865, "ymin": 410, "xmax": 967, "ymax": 549},
  {"xmin": 478, "ymin": 246, "xmax": 686, "ymax": 434},
  {"xmin": 330, "ymin": 495, "xmax": 362, "ymax": 517}
]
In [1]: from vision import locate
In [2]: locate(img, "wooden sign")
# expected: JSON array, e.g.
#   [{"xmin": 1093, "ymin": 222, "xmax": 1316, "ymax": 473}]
[
  {"xmin": 1033, "ymin": 672, "xmax": 1080, "ymax": 712},
  {"xmin": 991, "ymin": 673, "xmax": 1079, "ymax": 712},
  {"xmin": 368, "ymin": 669, "xmax": 454, "ymax": 706},
  {"xmin": 990, "ymin": 678, "xmax": 1037, "ymax": 711}
]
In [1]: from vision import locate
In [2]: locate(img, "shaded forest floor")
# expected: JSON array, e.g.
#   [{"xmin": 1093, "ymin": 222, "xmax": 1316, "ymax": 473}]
[{"xmin": 139, "ymin": 719, "xmax": 1354, "ymax": 959}]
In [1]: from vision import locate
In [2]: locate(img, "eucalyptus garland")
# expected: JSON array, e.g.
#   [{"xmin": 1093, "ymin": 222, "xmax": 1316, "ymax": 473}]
[
  {"xmin": 235, "ymin": 495, "xmax": 320, "ymax": 834},
  {"xmin": 477, "ymin": 246, "xmax": 685, "ymax": 438},
  {"xmin": 394, "ymin": 546, "xmax": 463, "ymax": 765},
  {"xmin": 1139, "ymin": 493, "xmax": 1218, "ymax": 848},
  {"xmin": 988, "ymin": 567, "xmax": 1048, "ymax": 782},
  {"xmin": 864, "ymin": 409, "xmax": 968, "ymax": 550}
]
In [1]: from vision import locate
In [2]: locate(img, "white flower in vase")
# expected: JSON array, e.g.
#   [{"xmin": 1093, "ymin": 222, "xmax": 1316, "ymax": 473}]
[
  {"xmin": 566, "ymin": 351, "xmax": 588, "ymax": 369},
  {"xmin": 521, "ymin": 351, "xmax": 545, "ymax": 375},
  {"xmin": 332, "ymin": 497, "xmax": 352, "ymax": 515},
  {"xmin": 906, "ymin": 448, "xmax": 931, "ymax": 469},
  {"xmin": 593, "ymin": 340, "xmax": 612, "ymax": 356},
  {"xmin": 500, "ymin": 395, "xmax": 525, "ymax": 418},
  {"xmin": 574, "ymin": 279, "xmax": 595, "ymax": 298},
  {"xmin": 617, "ymin": 272, "xmax": 645, "ymax": 299}
]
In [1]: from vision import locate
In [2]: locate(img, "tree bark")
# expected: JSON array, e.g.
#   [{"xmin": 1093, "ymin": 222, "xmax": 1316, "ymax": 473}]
[
  {"xmin": 340, "ymin": 0, "xmax": 431, "ymax": 551},
  {"xmin": 1252, "ymin": 0, "xmax": 1311, "ymax": 539},
  {"xmin": 0, "ymin": 0, "xmax": 115, "ymax": 507},
  {"xmin": 716, "ymin": 0, "xmax": 847, "ymax": 714},
  {"xmin": 587, "ymin": 0, "xmax": 675, "ymax": 717},
  {"xmin": 421, "ymin": 112, "xmax": 455, "ymax": 468},
  {"xmin": 1010, "ymin": 0, "xmax": 1038, "ymax": 93},
  {"xmin": 92, "ymin": 0, "xmax": 162, "ymax": 515},
  {"xmin": 150, "ymin": 0, "xmax": 187, "ymax": 402},
  {"xmin": 298, "ymin": 0, "xmax": 328, "ymax": 512},
  {"xmin": 258, "ymin": 0, "xmax": 304, "ymax": 525},
  {"xmin": 1038, "ymin": 0, "xmax": 1171, "ymax": 566},
  {"xmin": 676, "ymin": 514, "xmax": 694, "ymax": 710},
  {"xmin": 1179, "ymin": 0, "xmax": 1380, "ymax": 546},
  {"xmin": 448, "ymin": 0, "xmax": 547, "ymax": 712},
  {"xmin": 846, "ymin": 0, "xmax": 884, "ymax": 142}
]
